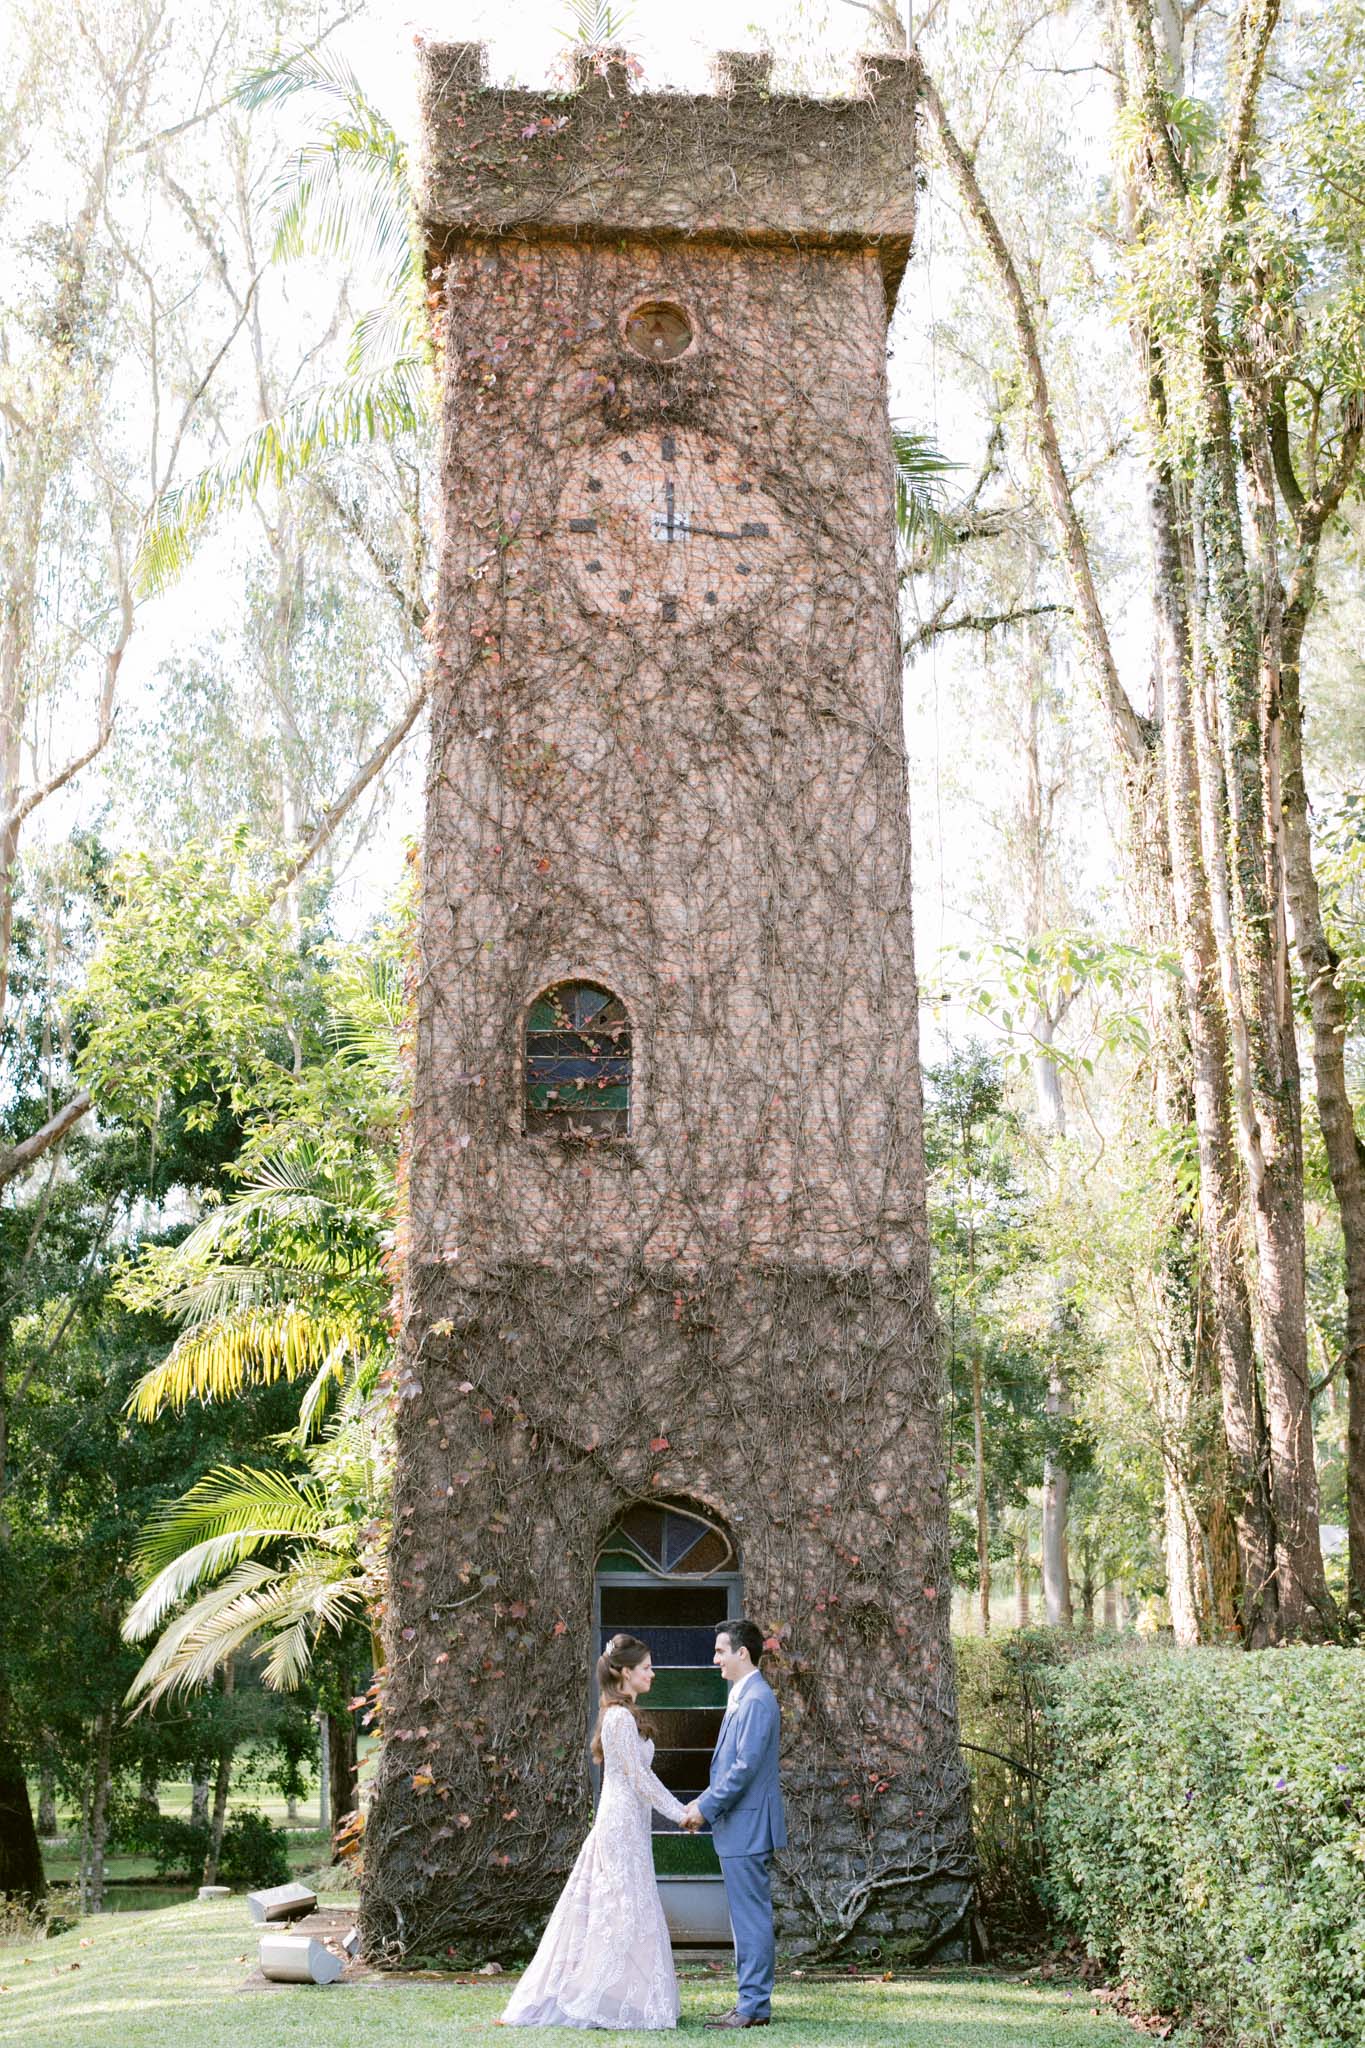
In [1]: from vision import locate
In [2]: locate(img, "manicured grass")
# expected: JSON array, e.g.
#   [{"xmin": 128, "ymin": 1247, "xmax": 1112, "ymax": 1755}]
[{"xmin": 0, "ymin": 1899, "xmax": 1137, "ymax": 2048}]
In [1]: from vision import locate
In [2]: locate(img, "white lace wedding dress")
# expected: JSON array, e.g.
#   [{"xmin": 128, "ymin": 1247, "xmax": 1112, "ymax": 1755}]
[{"xmin": 501, "ymin": 1703, "xmax": 688, "ymax": 2029}]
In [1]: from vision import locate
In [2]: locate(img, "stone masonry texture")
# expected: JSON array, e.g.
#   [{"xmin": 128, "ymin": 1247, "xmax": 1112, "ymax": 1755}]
[{"xmin": 359, "ymin": 41, "xmax": 972, "ymax": 1965}]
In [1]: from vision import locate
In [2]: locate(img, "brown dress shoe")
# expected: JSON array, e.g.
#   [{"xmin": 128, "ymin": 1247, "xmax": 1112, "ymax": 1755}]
[{"xmin": 703, "ymin": 2015, "xmax": 770, "ymax": 2029}]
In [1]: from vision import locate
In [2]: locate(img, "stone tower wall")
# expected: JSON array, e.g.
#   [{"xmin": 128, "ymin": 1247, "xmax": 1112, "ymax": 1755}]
[{"xmin": 359, "ymin": 43, "xmax": 972, "ymax": 1966}]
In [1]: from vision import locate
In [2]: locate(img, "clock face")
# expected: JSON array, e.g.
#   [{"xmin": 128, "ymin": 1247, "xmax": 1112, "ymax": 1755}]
[{"xmin": 556, "ymin": 431, "xmax": 783, "ymax": 624}]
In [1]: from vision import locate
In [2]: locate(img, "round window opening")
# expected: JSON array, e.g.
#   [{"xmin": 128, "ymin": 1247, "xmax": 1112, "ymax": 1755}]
[{"xmin": 624, "ymin": 300, "xmax": 693, "ymax": 361}]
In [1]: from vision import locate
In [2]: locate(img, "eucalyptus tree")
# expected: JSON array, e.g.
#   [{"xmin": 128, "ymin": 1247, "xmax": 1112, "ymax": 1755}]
[{"xmin": 900, "ymin": 0, "xmax": 1363, "ymax": 1636}]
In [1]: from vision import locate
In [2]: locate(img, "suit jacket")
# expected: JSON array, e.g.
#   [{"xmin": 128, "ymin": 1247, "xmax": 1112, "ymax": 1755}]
[{"xmin": 696, "ymin": 1671, "xmax": 786, "ymax": 1857}]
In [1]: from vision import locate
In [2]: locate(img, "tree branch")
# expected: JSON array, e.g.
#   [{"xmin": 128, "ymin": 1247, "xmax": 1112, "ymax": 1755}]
[
  {"xmin": 265, "ymin": 674, "xmax": 431, "ymax": 907},
  {"xmin": 917, "ymin": 62, "xmax": 1148, "ymax": 775},
  {"xmin": 3, "ymin": 544, "xmax": 130, "ymax": 840},
  {"xmin": 0, "ymin": 1089, "xmax": 92, "ymax": 1189},
  {"xmin": 313, "ymin": 476, "xmax": 429, "ymax": 635},
  {"xmin": 1216, "ymin": 0, "xmax": 1283, "ymax": 219},
  {"xmin": 1268, "ymin": 378, "xmax": 1305, "ymax": 516},
  {"xmin": 905, "ymin": 601, "xmax": 1070, "ymax": 654}
]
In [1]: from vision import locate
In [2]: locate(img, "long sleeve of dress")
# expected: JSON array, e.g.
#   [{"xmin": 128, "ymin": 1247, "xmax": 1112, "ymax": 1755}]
[{"xmin": 602, "ymin": 1707, "xmax": 689, "ymax": 1825}]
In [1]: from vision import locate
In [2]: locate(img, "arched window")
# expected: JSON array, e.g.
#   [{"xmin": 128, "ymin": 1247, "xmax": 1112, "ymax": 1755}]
[{"xmin": 524, "ymin": 980, "xmax": 631, "ymax": 1138}]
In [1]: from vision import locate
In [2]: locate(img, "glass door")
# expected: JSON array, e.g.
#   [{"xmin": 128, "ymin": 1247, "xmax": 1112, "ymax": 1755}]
[{"xmin": 593, "ymin": 1505, "xmax": 741, "ymax": 1886}]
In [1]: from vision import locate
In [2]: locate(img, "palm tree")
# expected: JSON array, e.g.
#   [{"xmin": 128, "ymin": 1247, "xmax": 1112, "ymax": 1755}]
[
  {"xmin": 137, "ymin": 41, "xmax": 430, "ymax": 595},
  {"xmin": 892, "ymin": 426, "xmax": 960, "ymax": 563},
  {"xmin": 122, "ymin": 1135, "xmax": 393, "ymax": 1434},
  {"xmin": 121, "ymin": 1438, "xmax": 381, "ymax": 1709},
  {"xmin": 120, "ymin": 952, "xmax": 400, "ymax": 1708}
]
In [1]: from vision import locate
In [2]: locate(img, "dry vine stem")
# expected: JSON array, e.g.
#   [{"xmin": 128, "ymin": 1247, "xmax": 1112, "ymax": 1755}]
[{"xmin": 359, "ymin": 41, "xmax": 971, "ymax": 1963}]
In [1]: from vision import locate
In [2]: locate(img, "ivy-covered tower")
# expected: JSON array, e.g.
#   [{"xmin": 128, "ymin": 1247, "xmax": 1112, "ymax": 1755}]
[{"xmin": 360, "ymin": 41, "xmax": 971, "ymax": 1963}]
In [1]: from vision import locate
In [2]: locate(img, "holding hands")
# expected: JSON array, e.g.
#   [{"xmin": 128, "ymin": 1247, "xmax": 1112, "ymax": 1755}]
[{"xmin": 680, "ymin": 1802, "xmax": 704, "ymax": 1833}]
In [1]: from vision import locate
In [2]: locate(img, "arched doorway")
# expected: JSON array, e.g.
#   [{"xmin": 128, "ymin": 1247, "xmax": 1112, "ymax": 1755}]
[{"xmin": 594, "ymin": 1504, "xmax": 740, "ymax": 1943}]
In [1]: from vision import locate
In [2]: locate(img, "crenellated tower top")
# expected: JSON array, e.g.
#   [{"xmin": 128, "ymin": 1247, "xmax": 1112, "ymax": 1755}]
[{"xmin": 413, "ymin": 41, "xmax": 919, "ymax": 304}]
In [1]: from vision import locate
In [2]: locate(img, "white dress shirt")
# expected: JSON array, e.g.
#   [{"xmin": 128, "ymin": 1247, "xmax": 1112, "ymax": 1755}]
[{"xmin": 723, "ymin": 1666, "xmax": 760, "ymax": 1717}]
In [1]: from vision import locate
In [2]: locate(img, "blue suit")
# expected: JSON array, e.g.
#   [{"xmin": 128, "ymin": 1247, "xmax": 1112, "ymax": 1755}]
[{"xmin": 696, "ymin": 1672, "xmax": 785, "ymax": 2020}]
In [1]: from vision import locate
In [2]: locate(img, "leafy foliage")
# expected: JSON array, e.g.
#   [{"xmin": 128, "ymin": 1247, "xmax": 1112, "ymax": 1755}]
[
  {"xmin": 136, "ymin": 39, "xmax": 432, "ymax": 596},
  {"xmin": 1046, "ymin": 1648, "xmax": 1365, "ymax": 2046},
  {"xmin": 891, "ymin": 427, "xmax": 960, "ymax": 564}
]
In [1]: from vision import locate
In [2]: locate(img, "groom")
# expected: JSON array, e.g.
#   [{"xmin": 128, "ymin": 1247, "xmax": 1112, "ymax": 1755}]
[{"xmin": 681, "ymin": 1619, "xmax": 785, "ymax": 2030}]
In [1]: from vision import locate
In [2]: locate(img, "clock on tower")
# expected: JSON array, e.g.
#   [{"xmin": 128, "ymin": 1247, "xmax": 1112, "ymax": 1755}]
[{"xmin": 558, "ymin": 415, "xmax": 785, "ymax": 623}]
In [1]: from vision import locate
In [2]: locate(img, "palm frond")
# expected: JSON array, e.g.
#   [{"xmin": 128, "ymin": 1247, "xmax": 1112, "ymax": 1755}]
[
  {"xmin": 136, "ymin": 356, "xmax": 430, "ymax": 596},
  {"xmin": 124, "ymin": 1521, "xmax": 303, "ymax": 1640},
  {"xmin": 232, "ymin": 42, "xmax": 373, "ymax": 117},
  {"xmin": 123, "ymin": 1561, "xmax": 284, "ymax": 1709},
  {"xmin": 271, "ymin": 128, "xmax": 413, "ymax": 297},
  {"xmin": 561, "ymin": 1, "xmax": 635, "ymax": 42},
  {"xmin": 326, "ymin": 953, "xmax": 406, "ymax": 1065},
  {"xmin": 891, "ymin": 427, "xmax": 961, "ymax": 563},
  {"xmin": 294, "ymin": 1347, "xmax": 350, "ymax": 1442},
  {"xmin": 260, "ymin": 1613, "xmax": 314, "ymax": 1692},
  {"xmin": 131, "ymin": 1465, "xmax": 330, "ymax": 1582},
  {"xmin": 258, "ymin": 1566, "xmax": 370, "ymax": 1688},
  {"xmin": 125, "ymin": 1302, "xmax": 367, "ymax": 1417},
  {"xmin": 346, "ymin": 303, "xmax": 420, "ymax": 379},
  {"xmin": 127, "ymin": 1552, "xmax": 369, "ymax": 1704}
]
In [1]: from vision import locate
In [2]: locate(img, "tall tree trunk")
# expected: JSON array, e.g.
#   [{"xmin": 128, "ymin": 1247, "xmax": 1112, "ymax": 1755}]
[
  {"xmin": 326, "ymin": 1707, "xmax": 358, "ymax": 1859},
  {"xmin": 190, "ymin": 1771, "xmax": 211, "ymax": 1829},
  {"xmin": 1147, "ymin": 419, "xmax": 1279, "ymax": 1639},
  {"xmin": 1119, "ymin": 0, "xmax": 1330, "ymax": 1640},
  {"xmin": 138, "ymin": 1761, "xmax": 159, "ymax": 1813},
  {"xmin": 1015, "ymin": 1526, "xmax": 1031, "ymax": 1629},
  {"xmin": 1206, "ymin": 416, "xmax": 1329, "ymax": 1637},
  {"xmin": 972, "ymin": 1338, "xmax": 991, "ymax": 1634},
  {"xmin": 37, "ymin": 1762, "xmax": 56, "ymax": 1838},
  {"xmin": 317, "ymin": 1713, "xmax": 331, "ymax": 1834},
  {"xmin": 82, "ymin": 1706, "xmax": 114, "ymax": 1914},
  {"xmin": 1163, "ymin": 1469, "xmax": 1202, "ymax": 1645},
  {"xmin": 202, "ymin": 1747, "xmax": 234, "ymax": 1886},
  {"xmin": 1079, "ymin": 1531, "xmax": 1096, "ymax": 1629},
  {"xmin": 1041, "ymin": 1368, "xmax": 1073, "ymax": 1627},
  {"xmin": 1279, "ymin": 582, "xmax": 1365, "ymax": 1617},
  {"xmin": 201, "ymin": 1662, "xmax": 235, "ymax": 1886},
  {"xmin": 0, "ymin": 1734, "xmax": 44, "ymax": 1900},
  {"xmin": 0, "ymin": 1333, "xmax": 43, "ymax": 1898},
  {"xmin": 1103, "ymin": 1580, "xmax": 1118, "ymax": 1631}
]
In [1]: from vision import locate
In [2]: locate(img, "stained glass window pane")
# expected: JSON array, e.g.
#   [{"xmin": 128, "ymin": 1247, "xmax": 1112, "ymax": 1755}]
[
  {"xmin": 669, "ymin": 1526, "xmax": 733, "ymax": 1576},
  {"xmin": 525, "ymin": 979, "xmax": 631, "ymax": 1138},
  {"xmin": 617, "ymin": 1504, "xmax": 665, "ymax": 1566}
]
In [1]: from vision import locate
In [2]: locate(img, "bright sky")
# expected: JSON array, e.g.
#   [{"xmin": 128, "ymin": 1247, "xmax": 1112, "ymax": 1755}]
[
  {"xmin": 50, "ymin": 0, "xmax": 1119, "ymax": 1049},
  {"xmin": 342, "ymin": 1, "xmax": 898, "ymax": 127}
]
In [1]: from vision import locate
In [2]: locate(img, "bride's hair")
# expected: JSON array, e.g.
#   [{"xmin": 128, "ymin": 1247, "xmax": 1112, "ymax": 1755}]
[{"xmin": 590, "ymin": 1632, "xmax": 652, "ymax": 1763}]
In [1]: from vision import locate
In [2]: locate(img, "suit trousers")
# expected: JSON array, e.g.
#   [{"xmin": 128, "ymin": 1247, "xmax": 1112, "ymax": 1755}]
[{"xmin": 720, "ymin": 1851, "xmax": 775, "ymax": 2019}]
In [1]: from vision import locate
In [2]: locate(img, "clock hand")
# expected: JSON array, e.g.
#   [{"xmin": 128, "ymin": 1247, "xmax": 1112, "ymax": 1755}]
[{"xmin": 673, "ymin": 521, "xmax": 771, "ymax": 541}]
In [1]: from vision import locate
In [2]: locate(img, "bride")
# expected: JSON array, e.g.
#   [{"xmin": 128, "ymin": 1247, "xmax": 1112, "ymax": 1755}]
[{"xmin": 502, "ymin": 1632, "xmax": 691, "ymax": 2030}]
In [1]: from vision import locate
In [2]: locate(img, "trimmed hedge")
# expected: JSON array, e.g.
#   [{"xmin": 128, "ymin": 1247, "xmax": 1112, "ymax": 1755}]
[{"xmin": 1044, "ymin": 1646, "xmax": 1365, "ymax": 2047}]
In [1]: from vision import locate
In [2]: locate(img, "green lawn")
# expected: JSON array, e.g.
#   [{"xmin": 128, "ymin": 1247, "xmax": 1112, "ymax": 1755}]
[{"xmin": 0, "ymin": 1899, "xmax": 1137, "ymax": 2048}]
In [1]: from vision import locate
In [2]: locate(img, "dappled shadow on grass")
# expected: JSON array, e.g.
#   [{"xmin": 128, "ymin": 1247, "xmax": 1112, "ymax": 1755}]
[{"xmin": 0, "ymin": 1903, "xmax": 1135, "ymax": 2048}]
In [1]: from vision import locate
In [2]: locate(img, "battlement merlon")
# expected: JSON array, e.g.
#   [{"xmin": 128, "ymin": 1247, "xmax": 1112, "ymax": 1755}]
[{"xmin": 414, "ymin": 42, "xmax": 920, "ymax": 308}]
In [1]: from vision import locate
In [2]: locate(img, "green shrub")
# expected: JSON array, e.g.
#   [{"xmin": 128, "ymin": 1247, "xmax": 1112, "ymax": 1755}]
[
  {"xmin": 107, "ymin": 1801, "xmax": 287, "ymax": 1887},
  {"xmin": 217, "ymin": 1808, "xmax": 290, "ymax": 1888},
  {"xmin": 109, "ymin": 1803, "xmax": 211, "ymax": 1880},
  {"xmin": 1044, "ymin": 1646, "xmax": 1365, "ymax": 2047},
  {"xmin": 953, "ymin": 1627, "xmax": 1110, "ymax": 1936}
]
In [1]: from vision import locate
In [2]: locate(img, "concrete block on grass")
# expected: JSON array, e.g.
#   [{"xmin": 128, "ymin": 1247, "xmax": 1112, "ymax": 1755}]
[
  {"xmin": 197, "ymin": 1885, "xmax": 231, "ymax": 1901},
  {"xmin": 258, "ymin": 1933, "xmax": 344, "ymax": 1985},
  {"xmin": 247, "ymin": 1881, "xmax": 317, "ymax": 1924}
]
